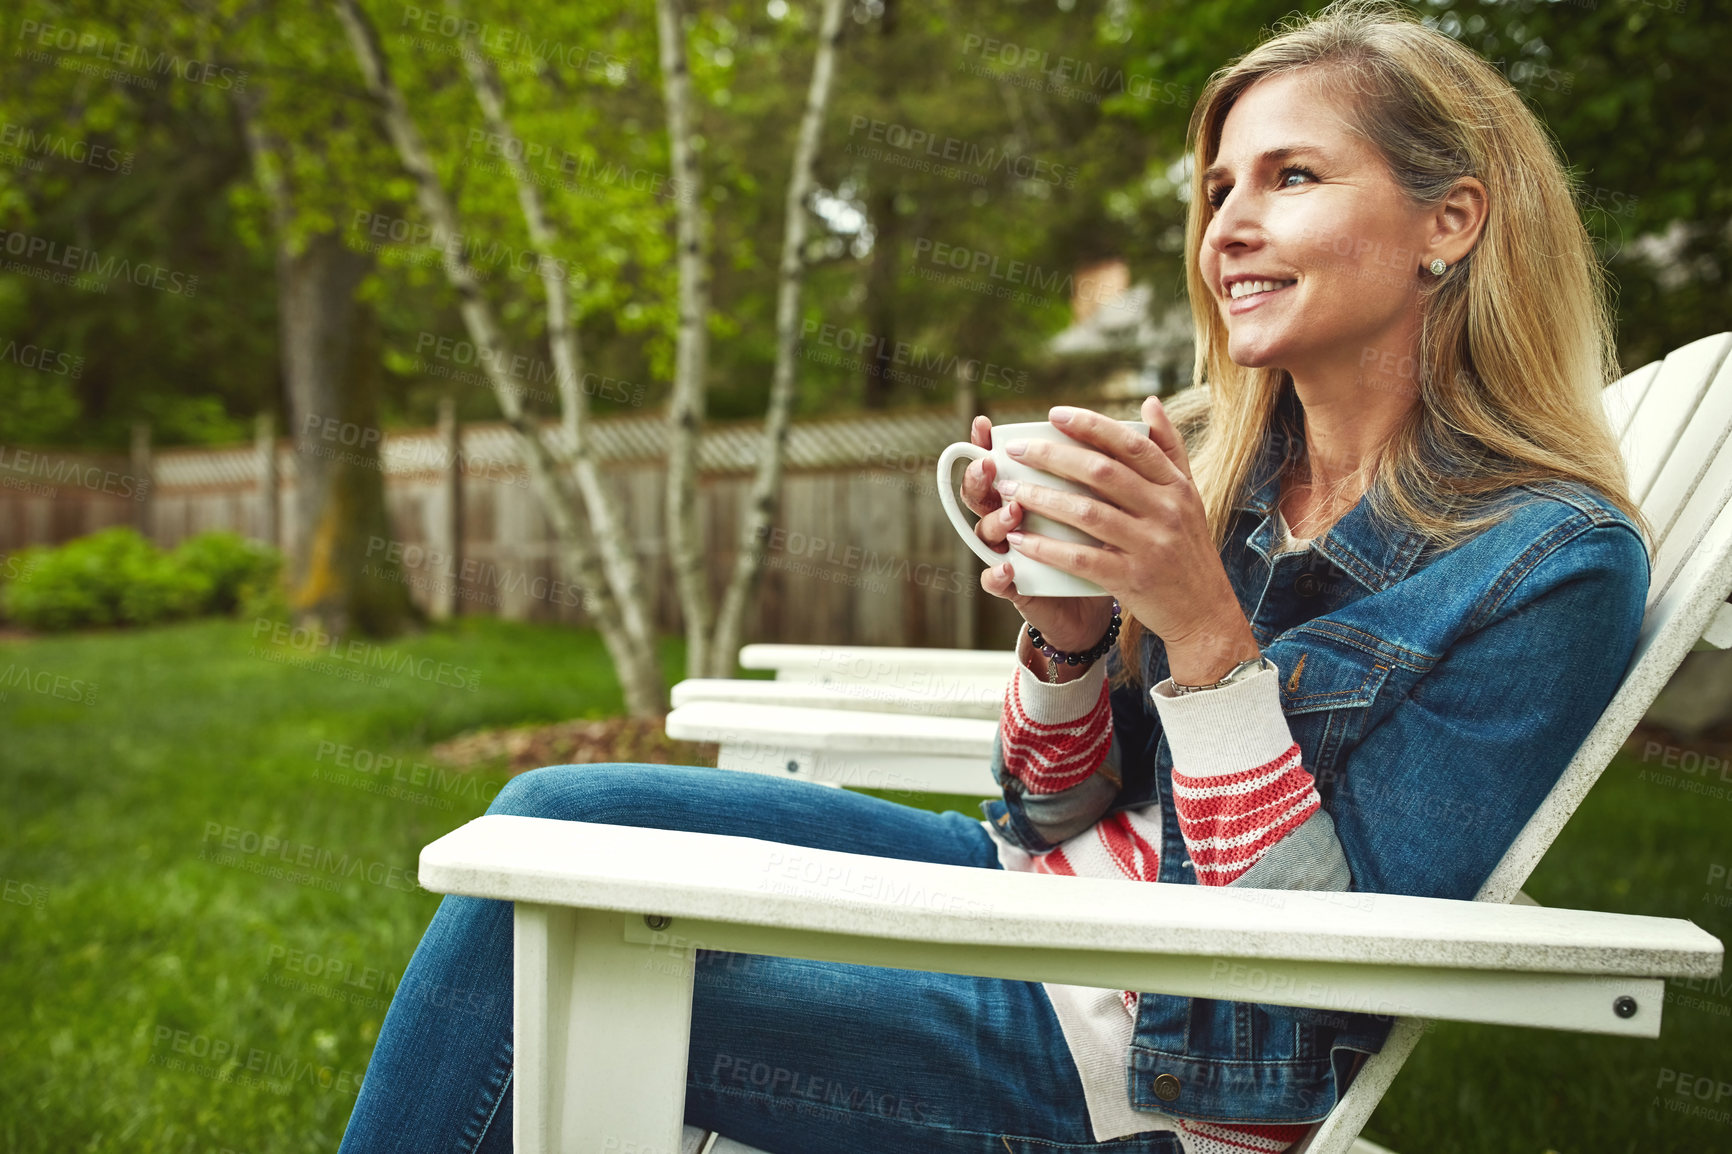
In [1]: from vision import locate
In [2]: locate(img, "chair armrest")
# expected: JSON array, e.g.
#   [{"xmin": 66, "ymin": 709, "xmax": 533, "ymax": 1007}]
[
  {"xmin": 738, "ymin": 643, "xmax": 1014, "ymax": 687},
  {"xmin": 421, "ymin": 815, "xmax": 1722, "ymax": 1037},
  {"xmin": 665, "ymin": 700, "xmax": 997, "ymax": 757},
  {"xmin": 671, "ymin": 677, "xmax": 1003, "ymax": 720}
]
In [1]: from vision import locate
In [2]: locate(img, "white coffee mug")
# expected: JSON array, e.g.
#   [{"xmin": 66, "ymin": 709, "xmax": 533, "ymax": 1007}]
[{"xmin": 936, "ymin": 419, "xmax": 1148, "ymax": 598}]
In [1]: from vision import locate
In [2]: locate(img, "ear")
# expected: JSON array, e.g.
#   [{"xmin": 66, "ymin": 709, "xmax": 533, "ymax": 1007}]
[{"xmin": 1424, "ymin": 176, "xmax": 1488, "ymax": 269}]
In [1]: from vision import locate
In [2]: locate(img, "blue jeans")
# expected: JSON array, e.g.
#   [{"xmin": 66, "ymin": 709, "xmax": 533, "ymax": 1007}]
[{"xmin": 338, "ymin": 763, "xmax": 1183, "ymax": 1154}]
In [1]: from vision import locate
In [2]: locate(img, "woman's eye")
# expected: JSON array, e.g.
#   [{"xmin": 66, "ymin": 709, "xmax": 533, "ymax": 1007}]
[{"xmin": 1207, "ymin": 167, "xmax": 1313, "ymax": 208}]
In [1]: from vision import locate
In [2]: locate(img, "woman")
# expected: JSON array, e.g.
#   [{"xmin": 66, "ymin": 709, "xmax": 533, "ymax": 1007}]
[{"xmin": 340, "ymin": 2, "xmax": 1649, "ymax": 1151}]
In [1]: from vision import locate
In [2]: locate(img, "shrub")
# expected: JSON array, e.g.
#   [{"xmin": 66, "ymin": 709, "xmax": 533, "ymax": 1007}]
[
  {"xmin": 1, "ymin": 543, "xmax": 104, "ymax": 631},
  {"xmin": 170, "ymin": 531, "xmax": 281, "ymax": 614},
  {"xmin": 118, "ymin": 547, "xmax": 212, "ymax": 625},
  {"xmin": 0, "ymin": 528, "xmax": 282, "ymax": 631}
]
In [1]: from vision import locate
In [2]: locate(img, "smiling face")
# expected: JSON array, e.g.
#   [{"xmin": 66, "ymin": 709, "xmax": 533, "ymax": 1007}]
[{"xmin": 1199, "ymin": 69, "xmax": 1439, "ymax": 386}]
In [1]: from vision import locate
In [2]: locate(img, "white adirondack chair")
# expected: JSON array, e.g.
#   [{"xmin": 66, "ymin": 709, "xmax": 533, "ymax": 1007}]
[{"xmin": 419, "ymin": 333, "xmax": 1732, "ymax": 1154}]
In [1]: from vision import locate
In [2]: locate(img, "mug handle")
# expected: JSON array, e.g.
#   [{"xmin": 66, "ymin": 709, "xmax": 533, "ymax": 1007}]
[{"xmin": 936, "ymin": 442, "xmax": 1012, "ymax": 571}]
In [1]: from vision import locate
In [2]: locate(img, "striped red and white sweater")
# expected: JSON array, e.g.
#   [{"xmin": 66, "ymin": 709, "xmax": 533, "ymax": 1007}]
[{"xmin": 986, "ymin": 630, "xmax": 1348, "ymax": 1154}]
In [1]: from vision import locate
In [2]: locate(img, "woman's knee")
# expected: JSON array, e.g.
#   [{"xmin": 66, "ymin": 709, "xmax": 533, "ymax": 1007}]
[
  {"xmin": 484, "ymin": 761, "xmax": 690, "ymax": 823},
  {"xmin": 487, "ymin": 763, "xmax": 615, "ymax": 821}
]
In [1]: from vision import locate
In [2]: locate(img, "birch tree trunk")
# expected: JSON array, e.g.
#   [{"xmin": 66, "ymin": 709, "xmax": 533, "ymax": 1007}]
[
  {"xmin": 452, "ymin": 12, "xmax": 661, "ymax": 671},
  {"xmin": 654, "ymin": 0, "xmax": 715, "ymax": 680},
  {"xmin": 709, "ymin": 0, "xmax": 849, "ymax": 677},
  {"xmin": 332, "ymin": 0, "xmax": 666, "ymax": 715}
]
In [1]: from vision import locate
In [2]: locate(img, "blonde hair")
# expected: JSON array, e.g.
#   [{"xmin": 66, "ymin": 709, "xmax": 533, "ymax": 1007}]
[{"xmin": 1116, "ymin": 0, "xmax": 1648, "ymax": 684}]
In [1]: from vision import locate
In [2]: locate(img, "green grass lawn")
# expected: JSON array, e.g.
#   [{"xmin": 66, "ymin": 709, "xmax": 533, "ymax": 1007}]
[{"xmin": 1, "ymin": 619, "xmax": 1727, "ymax": 1152}]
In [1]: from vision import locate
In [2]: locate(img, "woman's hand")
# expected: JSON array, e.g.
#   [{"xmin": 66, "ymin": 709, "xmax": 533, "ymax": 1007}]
[
  {"xmin": 993, "ymin": 399, "xmax": 1259, "ymax": 686},
  {"xmin": 959, "ymin": 414, "xmax": 1116, "ymax": 655}
]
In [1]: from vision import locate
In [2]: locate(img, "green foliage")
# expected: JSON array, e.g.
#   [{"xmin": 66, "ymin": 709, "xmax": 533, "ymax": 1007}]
[
  {"xmin": 0, "ymin": 0, "xmax": 275, "ymax": 448},
  {"xmin": 169, "ymin": 530, "xmax": 283, "ymax": 614},
  {"xmin": 116, "ymin": 549, "xmax": 212, "ymax": 628},
  {"xmin": 0, "ymin": 0, "xmax": 1726, "ymax": 440},
  {"xmin": 0, "ymin": 529, "xmax": 283, "ymax": 631}
]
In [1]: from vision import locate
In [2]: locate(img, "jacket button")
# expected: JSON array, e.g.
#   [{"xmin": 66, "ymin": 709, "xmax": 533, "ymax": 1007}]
[
  {"xmin": 1154, "ymin": 1073, "xmax": 1182, "ymax": 1102},
  {"xmin": 1295, "ymin": 572, "xmax": 1322, "ymax": 597}
]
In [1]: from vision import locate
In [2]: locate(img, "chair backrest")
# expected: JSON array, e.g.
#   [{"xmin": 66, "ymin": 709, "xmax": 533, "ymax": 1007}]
[
  {"xmin": 1304, "ymin": 333, "xmax": 1732, "ymax": 1154},
  {"xmin": 1479, "ymin": 331, "xmax": 1732, "ymax": 902}
]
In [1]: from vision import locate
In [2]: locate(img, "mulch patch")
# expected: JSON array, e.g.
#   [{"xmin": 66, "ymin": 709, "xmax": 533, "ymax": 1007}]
[{"xmin": 431, "ymin": 716, "xmax": 718, "ymax": 775}]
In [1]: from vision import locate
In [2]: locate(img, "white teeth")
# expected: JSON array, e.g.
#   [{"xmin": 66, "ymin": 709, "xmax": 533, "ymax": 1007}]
[{"xmin": 1228, "ymin": 278, "xmax": 1295, "ymax": 300}]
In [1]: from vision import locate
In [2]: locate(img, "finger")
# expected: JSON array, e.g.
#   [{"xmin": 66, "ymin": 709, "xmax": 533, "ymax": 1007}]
[
  {"xmin": 997, "ymin": 476, "xmax": 1133, "ymax": 545},
  {"xmin": 961, "ymin": 455, "xmax": 1001, "ymax": 517},
  {"xmin": 970, "ymin": 414, "xmax": 993, "ymax": 449},
  {"xmin": 974, "ymin": 499, "xmax": 1022, "ymax": 551},
  {"xmin": 1141, "ymin": 396, "xmax": 1193, "ymax": 481},
  {"xmin": 1004, "ymin": 527, "xmax": 1109, "ymax": 585},
  {"xmin": 980, "ymin": 559, "xmax": 1037, "ymax": 609},
  {"xmin": 1049, "ymin": 404, "xmax": 1185, "ymax": 486},
  {"xmin": 1003, "ymin": 438, "xmax": 1143, "ymax": 509}
]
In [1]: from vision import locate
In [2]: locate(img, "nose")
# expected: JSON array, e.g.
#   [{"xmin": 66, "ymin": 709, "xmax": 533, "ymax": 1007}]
[{"xmin": 1205, "ymin": 187, "xmax": 1264, "ymax": 264}]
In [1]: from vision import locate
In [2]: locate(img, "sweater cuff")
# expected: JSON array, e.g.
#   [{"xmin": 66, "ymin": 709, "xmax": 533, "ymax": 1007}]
[
  {"xmin": 1015, "ymin": 655, "xmax": 1110, "ymax": 725},
  {"xmin": 1150, "ymin": 662, "xmax": 1294, "ymax": 776}
]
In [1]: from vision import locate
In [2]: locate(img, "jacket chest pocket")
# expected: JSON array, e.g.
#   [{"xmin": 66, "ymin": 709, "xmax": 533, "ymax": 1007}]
[{"xmin": 1266, "ymin": 635, "xmax": 1393, "ymax": 796}]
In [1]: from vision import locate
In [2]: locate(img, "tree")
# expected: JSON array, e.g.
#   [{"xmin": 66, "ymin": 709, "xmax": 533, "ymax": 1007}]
[
  {"xmin": 709, "ymin": 0, "xmax": 848, "ymax": 675},
  {"xmin": 334, "ymin": 0, "xmax": 856, "ymax": 694},
  {"xmin": 235, "ymin": 46, "xmax": 415, "ymax": 637},
  {"xmin": 331, "ymin": 0, "xmax": 668, "ymax": 713},
  {"xmin": 658, "ymin": 0, "xmax": 849, "ymax": 678},
  {"xmin": 655, "ymin": 0, "xmax": 718, "ymax": 678},
  {"xmin": 0, "ymin": 0, "xmax": 275, "ymax": 448}
]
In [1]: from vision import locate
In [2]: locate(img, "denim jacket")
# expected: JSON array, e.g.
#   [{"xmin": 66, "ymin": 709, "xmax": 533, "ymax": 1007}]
[{"xmin": 981, "ymin": 394, "xmax": 1651, "ymax": 1125}]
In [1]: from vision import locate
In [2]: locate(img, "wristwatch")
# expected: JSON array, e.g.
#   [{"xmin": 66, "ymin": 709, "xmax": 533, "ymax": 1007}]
[{"xmin": 1167, "ymin": 654, "xmax": 1274, "ymax": 696}]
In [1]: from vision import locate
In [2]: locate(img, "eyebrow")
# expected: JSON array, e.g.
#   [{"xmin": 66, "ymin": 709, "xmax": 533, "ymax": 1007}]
[{"xmin": 1201, "ymin": 144, "xmax": 1332, "ymax": 186}]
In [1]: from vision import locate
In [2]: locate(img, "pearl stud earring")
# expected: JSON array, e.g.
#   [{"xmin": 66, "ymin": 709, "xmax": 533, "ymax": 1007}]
[{"xmin": 1428, "ymin": 258, "xmax": 1448, "ymax": 275}]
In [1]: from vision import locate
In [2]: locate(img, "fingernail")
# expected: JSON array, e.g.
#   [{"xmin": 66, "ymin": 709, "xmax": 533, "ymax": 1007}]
[
  {"xmin": 1005, "ymin": 440, "xmax": 1028, "ymax": 457},
  {"xmin": 996, "ymin": 479, "xmax": 1019, "ymax": 496},
  {"xmin": 1050, "ymin": 405, "xmax": 1078, "ymax": 423},
  {"xmin": 1003, "ymin": 500, "xmax": 1019, "ymax": 519},
  {"xmin": 1007, "ymin": 531, "xmax": 1026, "ymax": 545}
]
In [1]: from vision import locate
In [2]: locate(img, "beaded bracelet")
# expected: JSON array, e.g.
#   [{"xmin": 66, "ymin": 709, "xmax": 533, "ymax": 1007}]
[{"xmin": 1025, "ymin": 598, "xmax": 1121, "ymax": 683}]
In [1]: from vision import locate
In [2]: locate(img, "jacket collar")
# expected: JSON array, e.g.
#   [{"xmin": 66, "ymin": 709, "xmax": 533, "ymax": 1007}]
[{"xmin": 1232, "ymin": 388, "xmax": 1429, "ymax": 595}]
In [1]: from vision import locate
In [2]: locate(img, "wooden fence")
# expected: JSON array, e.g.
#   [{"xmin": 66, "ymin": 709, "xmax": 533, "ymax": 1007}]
[{"xmin": 0, "ymin": 403, "xmax": 1131, "ymax": 648}]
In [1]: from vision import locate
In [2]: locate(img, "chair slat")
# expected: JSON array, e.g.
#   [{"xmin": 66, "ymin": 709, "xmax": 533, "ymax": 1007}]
[
  {"xmin": 1602, "ymin": 358, "xmax": 1662, "ymax": 438},
  {"xmin": 1620, "ymin": 333, "xmax": 1732, "ymax": 502},
  {"xmin": 1636, "ymin": 347, "xmax": 1732, "ymax": 551},
  {"xmin": 1646, "ymin": 406, "xmax": 1732, "ymax": 614}
]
